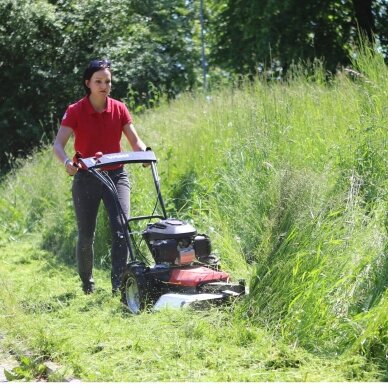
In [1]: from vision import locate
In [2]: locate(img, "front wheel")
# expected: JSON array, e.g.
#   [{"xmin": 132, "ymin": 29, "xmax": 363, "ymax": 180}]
[{"xmin": 120, "ymin": 264, "xmax": 157, "ymax": 314}]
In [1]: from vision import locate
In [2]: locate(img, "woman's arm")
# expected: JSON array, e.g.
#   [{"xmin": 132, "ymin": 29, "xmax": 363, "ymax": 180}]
[
  {"xmin": 123, "ymin": 123, "xmax": 147, "ymax": 151},
  {"xmin": 53, "ymin": 126, "xmax": 78, "ymax": 175}
]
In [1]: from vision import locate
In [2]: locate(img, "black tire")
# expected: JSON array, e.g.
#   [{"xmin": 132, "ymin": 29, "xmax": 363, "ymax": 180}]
[{"xmin": 120, "ymin": 264, "xmax": 159, "ymax": 313}]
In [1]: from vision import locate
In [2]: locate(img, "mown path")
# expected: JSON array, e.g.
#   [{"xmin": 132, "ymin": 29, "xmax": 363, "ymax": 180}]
[{"xmin": 1, "ymin": 239, "xmax": 384, "ymax": 382}]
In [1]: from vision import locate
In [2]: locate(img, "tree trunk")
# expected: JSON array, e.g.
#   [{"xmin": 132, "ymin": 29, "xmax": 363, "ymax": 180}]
[{"xmin": 352, "ymin": 0, "xmax": 375, "ymax": 41}]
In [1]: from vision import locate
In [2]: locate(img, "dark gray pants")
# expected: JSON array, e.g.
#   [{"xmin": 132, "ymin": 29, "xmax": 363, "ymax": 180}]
[{"xmin": 72, "ymin": 167, "xmax": 130, "ymax": 290}]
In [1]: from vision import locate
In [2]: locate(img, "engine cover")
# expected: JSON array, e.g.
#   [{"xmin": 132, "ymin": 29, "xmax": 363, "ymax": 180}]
[
  {"xmin": 144, "ymin": 219, "xmax": 214, "ymax": 266},
  {"xmin": 144, "ymin": 219, "xmax": 196, "ymax": 240}
]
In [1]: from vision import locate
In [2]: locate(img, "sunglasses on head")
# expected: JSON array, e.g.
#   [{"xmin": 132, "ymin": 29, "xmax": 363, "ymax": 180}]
[{"xmin": 88, "ymin": 60, "xmax": 111, "ymax": 69}]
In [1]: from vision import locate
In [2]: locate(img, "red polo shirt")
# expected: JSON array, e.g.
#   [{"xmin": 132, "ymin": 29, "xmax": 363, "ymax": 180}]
[{"xmin": 61, "ymin": 96, "xmax": 132, "ymax": 165}]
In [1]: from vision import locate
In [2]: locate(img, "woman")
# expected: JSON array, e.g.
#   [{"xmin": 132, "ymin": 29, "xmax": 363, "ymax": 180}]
[{"xmin": 53, "ymin": 59, "xmax": 148, "ymax": 295}]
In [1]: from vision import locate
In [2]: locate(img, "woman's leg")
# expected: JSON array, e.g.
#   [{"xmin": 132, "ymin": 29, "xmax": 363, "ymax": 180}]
[
  {"xmin": 72, "ymin": 171, "xmax": 102, "ymax": 293},
  {"xmin": 102, "ymin": 168, "xmax": 130, "ymax": 292}
]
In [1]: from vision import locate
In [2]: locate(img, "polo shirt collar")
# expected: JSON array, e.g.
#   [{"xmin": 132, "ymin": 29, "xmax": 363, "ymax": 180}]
[{"xmin": 83, "ymin": 96, "xmax": 112, "ymax": 114}]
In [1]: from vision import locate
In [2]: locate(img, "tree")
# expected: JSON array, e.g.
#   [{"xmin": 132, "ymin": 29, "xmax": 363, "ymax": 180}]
[
  {"xmin": 0, "ymin": 0, "xmax": 62, "ymax": 167},
  {"xmin": 374, "ymin": 0, "xmax": 388, "ymax": 56},
  {"xmin": 106, "ymin": 0, "xmax": 199, "ymax": 109},
  {"xmin": 0, "ymin": 0, "xmax": 199, "ymax": 171},
  {"xmin": 209, "ymin": 0, "xmax": 387, "ymax": 75}
]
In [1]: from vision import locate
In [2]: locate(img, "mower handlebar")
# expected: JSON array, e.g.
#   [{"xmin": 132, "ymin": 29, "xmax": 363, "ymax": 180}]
[{"xmin": 78, "ymin": 150, "xmax": 157, "ymax": 170}]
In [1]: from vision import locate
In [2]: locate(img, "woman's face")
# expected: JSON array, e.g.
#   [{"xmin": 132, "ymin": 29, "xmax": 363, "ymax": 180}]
[{"xmin": 85, "ymin": 69, "xmax": 112, "ymax": 98}]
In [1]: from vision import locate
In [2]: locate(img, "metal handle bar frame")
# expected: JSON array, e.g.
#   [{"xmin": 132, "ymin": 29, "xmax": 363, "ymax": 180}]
[
  {"xmin": 79, "ymin": 151, "xmax": 168, "ymax": 220},
  {"xmin": 78, "ymin": 151, "xmax": 169, "ymax": 263}
]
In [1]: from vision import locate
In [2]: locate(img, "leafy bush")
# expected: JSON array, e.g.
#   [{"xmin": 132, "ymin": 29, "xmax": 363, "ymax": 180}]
[{"xmin": 0, "ymin": 0, "xmax": 199, "ymax": 171}]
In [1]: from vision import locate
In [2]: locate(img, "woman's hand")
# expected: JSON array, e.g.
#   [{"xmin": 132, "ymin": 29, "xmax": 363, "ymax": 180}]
[{"xmin": 65, "ymin": 159, "xmax": 79, "ymax": 176}]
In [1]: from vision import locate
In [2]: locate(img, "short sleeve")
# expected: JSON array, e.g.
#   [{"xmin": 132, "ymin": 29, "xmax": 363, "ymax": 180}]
[
  {"xmin": 61, "ymin": 104, "xmax": 77, "ymax": 129},
  {"xmin": 121, "ymin": 104, "xmax": 132, "ymax": 127}
]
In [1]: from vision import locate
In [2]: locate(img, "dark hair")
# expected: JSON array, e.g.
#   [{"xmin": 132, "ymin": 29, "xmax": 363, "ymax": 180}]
[{"xmin": 83, "ymin": 59, "xmax": 111, "ymax": 95}]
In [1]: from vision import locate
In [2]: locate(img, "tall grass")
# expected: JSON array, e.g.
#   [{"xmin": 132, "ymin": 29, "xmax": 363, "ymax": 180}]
[{"xmin": 0, "ymin": 47, "xmax": 386, "ymax": 378}]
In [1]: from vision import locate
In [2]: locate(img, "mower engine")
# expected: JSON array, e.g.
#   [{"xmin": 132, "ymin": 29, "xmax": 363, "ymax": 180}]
[
  {"xmin": 120, "ymin": 218, "xmax": 246, "ymax": 313},
  {"xmin": 144, "ymin": 219, "xmax": 211, "ymax": 267}
]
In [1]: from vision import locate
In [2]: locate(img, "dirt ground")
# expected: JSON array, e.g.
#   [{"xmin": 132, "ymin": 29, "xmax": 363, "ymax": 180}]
[{"xmin": 0, "ymin": 347, "xmax": 19, "ymax": 382}]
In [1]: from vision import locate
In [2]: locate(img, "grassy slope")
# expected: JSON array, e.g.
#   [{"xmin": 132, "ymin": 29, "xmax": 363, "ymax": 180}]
[
  {"xmin": 0, "ymin": 49, "xmax": 387, "ymax": 381},
  {"xmin": 0, "ymin": 241, "xmax": 379, "ymax": 382}
]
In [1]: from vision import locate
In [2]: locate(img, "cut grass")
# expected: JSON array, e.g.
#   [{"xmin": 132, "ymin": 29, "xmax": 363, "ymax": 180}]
[{"xmin": 0, "ymin": 239, "xmax": 382, "ymax": 382}]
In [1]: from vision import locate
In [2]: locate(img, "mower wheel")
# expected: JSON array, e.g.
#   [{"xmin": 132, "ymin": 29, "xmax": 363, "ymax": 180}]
[{"xmin": 121, "ymin": 264, "xmax": 150, "ymax": 314}]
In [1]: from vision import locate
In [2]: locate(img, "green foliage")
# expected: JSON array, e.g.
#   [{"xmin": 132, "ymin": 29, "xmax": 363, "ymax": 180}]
[
  {"xmin": 2, "ymin": 0, "xmax": 388, "ymax": 174},
  {"xmin": 4, "ymin": 356, "xmax": 48, "ymax": 382},
  {"xmin": 0, "ymin": 0, "xmax": 199, "ymax": 171},
  {"xmin": 0, "ymin": 0, "xmax": 62, "ymax": 167},
  {"xmin": 208, "ymin": 0, "xmax": 387, "ymax": 75},
  {"xmin": 111, "ymin": 0, "xmax": 199, "ymax": 107}
]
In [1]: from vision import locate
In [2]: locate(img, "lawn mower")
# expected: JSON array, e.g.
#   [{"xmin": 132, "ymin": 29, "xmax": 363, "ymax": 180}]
[{"xmin": 78, "ymin": 150, "xmax": 246, "ymax": 313}]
